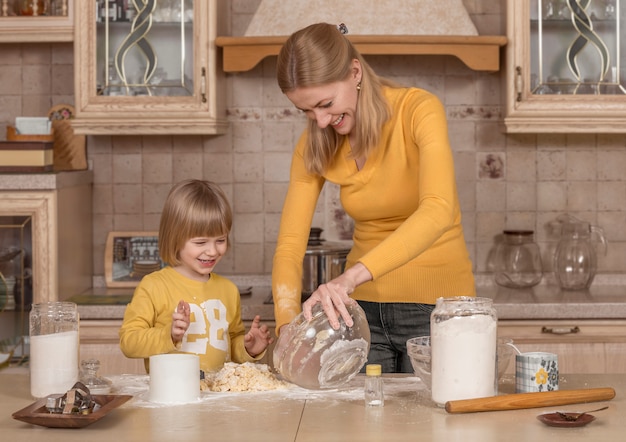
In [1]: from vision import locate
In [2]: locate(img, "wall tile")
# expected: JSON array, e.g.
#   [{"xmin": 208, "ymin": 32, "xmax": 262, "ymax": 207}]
[
  {"xmin": 507, "ymin": 182, "xmax": 536, "ymax": 211},
  {"xmin": 113, "ymin": 184, "xmax": 142, "ymax": 214},
  {"xmin": 566, "ymin": 150, "xmax": 597, "ymax": 181},
  {"xmin": 113, "ymin": 154, "xmax": 142, "ymax": 183},
  {"xmin": 597, "ymin": 150, "xmax": 626, "ymax": 180},
  {"xmin": 173, "ymin": 152, "xmax": 204, "ymax": 182},
  {"xmin": 92, "ymin": 184, "xmax": 113, "ymax": 215},
  {"xmin": 537, "ymin": 181, "xmax": 567, "ymax": 212},
  {"xmin": 143, "ymin": 183, "xmax": 172, "ymax": 214},
  {"xmin": 142, "ymin": 153, "xmax": 172, "ymax": 184},
  {"xmin": 233, "ymin": 122, "xmax": 263, "ymax": 152},
  {"xmin": 264, "ymin": 182, "xmax": 288, "ymax": 213},
  {"xmin": 233, "ymin": 213, "xmax": 264, "ymax": 243},
  {"xmin": 597, "ymin": 182, "xmax": 626, "ymax": 211},
  {"xmin": 567, "ymin": 181, "xmax": 598, "ymax": 211},
  {"xmin": 0, "ymin": 66, "xmax": 22, "ymax": 95},
  {"xmin": 233, "ymin": 243, "xmax": 264, "ymax": 273},
  {"xmin": 537, "ymin": 150, "xmax": 566, "ymax": 181},
  {"xmin": 203, "ymin": 152, "xmax": 233, "ymax": 183},
  {"xmin": 22, "ymin": 65, "xmax": 50, "ymax": 95},
  {"xmin": 263, "ymin": 152, "xmax": 291, "ymax": 182},
  {"xmin": 476, "ymin": 181, "xmax": 506, "ymax": 212},
  {"xmin": 506, "ymin": 150, "xmax": 536, "ymax": 181},
  {"xmin": 234, "ymin": 182, "xmax": 263, "ymax": 213}
]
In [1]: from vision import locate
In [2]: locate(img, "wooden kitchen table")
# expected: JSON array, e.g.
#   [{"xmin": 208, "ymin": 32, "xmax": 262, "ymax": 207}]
[{"xmin": 0, "ymin": 368, "xmax": 622, "ymax": 442}]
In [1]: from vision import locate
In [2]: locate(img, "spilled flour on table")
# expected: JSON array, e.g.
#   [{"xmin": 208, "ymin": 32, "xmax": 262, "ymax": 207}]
[{"xmin": 108, "ymin": 367, "xmax": 426, "ymax": 409}]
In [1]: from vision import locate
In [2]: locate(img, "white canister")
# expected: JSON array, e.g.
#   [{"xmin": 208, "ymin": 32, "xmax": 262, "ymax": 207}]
[
  {"xmin": 149, "ymin": 353, "xmax": 200, "ymax": 404},
  {"xmin": 430, "ymin": 296, "xmax": 497, "ymax": 407},
  {"xmin": 29, "ymin": 302, "xmax": 79, "ymax": 398}
]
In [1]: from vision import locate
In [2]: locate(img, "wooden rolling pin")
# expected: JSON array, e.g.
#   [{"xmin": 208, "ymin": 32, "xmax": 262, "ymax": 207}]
[{"xmin": 445, "ymin": 387, "xmax": 616, "ymax": 414}]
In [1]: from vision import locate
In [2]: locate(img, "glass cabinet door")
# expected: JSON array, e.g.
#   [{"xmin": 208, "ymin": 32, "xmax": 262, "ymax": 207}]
[
  {"xmin": 505, "ymin": 0, "xmax": 626, "ymax": 133},
  {"xmin": 73, "ymin": 0, "xmax": 227, "ymax": 135}
]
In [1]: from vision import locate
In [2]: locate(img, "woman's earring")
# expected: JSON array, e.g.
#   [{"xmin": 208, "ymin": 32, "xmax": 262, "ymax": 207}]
[{"xmin": 356, "ymin": 81, "xmax": 362, "ymax": 92}]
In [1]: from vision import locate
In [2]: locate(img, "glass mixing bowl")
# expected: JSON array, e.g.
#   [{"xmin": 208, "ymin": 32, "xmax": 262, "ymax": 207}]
[
  {"xmin": 406, "ymin": 336, "xmax": 516, "ymax": 391},
  {"xmin": 273, "ymin": 303, "xmax": 371, "ymax": 390}
]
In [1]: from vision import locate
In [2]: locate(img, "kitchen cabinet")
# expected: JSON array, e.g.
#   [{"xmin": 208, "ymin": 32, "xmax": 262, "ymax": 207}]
[
  {"xmin": 79, "ymin": 319, "xmax": 145, "ymax": 375},
  {"xmin": 72, "ymin": 0, "xmax": 227, "ymax": 135},
  {"xmin": 498, "ymin": 319, "xmax": 626, "ymax": 374},
  {"xmin": 78, "ymin": 319, "xmax": 276, "ymax": 375},
  {"xmin": 0, "ymin": 172, "xmax": 93, "ymax": 304},
  {"xmin": 504, "ymin": 0, "xmax": 626, "ymax": 133},
  {"xmin": 0, "ymin": 0, "xmax": 73, "ymax": 43}
]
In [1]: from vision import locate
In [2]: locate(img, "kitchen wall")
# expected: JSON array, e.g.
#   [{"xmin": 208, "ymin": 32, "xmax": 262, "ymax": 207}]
[{"xmin": 2, "ymin": 0, "xmax": 626, "ymax": 289}]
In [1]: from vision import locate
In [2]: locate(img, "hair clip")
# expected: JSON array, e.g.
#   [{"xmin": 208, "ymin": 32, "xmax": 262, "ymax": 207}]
[{"xmin": 337, "ymin": 23, "xmax": 348, "ymax": 35}]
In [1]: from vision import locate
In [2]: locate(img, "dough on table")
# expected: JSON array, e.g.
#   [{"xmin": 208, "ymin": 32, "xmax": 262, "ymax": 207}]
[{"xmin": 201, "ymin": 362, "xmax": 288, "ymax": 392}]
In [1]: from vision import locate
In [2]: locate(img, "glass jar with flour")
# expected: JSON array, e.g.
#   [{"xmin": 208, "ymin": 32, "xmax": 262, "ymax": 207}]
[
  {"xmin": 430, "ymin": 297, "xmax": 497, "ymax": 407},
  {"xmin": 29, "ymin": 302, "xmax": 79, "ymax": 398}
]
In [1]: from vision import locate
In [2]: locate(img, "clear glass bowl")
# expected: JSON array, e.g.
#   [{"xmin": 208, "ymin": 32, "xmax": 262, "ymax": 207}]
[
  {"xmin": 273, "ymin": 303, "xmax": 370, "ymax": 390},
  {"xmin": 406, "ymin": 336, "xmax": 516, "ymax": 391}
]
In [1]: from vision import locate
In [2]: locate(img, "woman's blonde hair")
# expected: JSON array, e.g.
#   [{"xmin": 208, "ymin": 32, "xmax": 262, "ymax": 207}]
[
  {"xmin": 277, "ymin": 22, "xmax": 392, "ymax": 175},
  {"xmin": 158, "ymin": 179, "xmax": 232, "ymax": 266}
]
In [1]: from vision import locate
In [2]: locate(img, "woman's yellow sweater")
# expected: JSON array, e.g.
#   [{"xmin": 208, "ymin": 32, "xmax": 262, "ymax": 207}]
[{"xmin": 272, "ymin": 86, "xmax": 475, "ymax": 331}]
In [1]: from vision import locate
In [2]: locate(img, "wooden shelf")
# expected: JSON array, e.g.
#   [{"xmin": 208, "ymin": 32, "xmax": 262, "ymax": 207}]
[{"xmin": 215, "ymin": 35, "xmax": 508, "ymax": 73}]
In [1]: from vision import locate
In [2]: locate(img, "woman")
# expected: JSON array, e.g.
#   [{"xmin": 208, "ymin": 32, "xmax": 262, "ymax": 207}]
[{"xmin": 271, "ymin": 23, "xmax": 475, "ymax": 373}]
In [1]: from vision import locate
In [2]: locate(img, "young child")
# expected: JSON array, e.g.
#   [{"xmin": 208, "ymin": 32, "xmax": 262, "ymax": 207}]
[{"xmin": 119, "ymin": 179, "xmax": 273, "ymax": 373}]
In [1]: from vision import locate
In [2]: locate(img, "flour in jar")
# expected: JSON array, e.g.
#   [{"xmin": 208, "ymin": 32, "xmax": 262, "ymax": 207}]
[
  {"xmin": 201, "ymin": 362, "xmax": 288, "ymax": 392},
  {"xmin": 431, "ymin": 314, "xmax": 497, "ymax": 405}
]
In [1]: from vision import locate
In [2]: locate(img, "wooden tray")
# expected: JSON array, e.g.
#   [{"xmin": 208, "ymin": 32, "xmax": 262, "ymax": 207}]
[{"xmin": 12, "ymin": 394, "xmax": 132, "ymax": 428}]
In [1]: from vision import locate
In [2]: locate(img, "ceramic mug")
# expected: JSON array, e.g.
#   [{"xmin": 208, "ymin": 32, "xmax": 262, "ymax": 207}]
[{"xmin": 515, "ymin": 352, "xmax": 559, "ymax": 393}]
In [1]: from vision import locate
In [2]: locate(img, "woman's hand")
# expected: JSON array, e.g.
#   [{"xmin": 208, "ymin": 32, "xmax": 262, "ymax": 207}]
[
  {"xmin": 302, "ymin": 262, "xmax": 372, "ymax": 330},
  {"xmin": 171, "ymin": 300, "xmax": 190, "ymax": 345},
  {"xmin": 244, "ymin": 315, "xmax": 274, "ymax": 357}
]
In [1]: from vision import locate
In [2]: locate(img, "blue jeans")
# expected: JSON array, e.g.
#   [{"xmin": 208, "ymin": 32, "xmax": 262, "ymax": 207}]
[{"xmin": 357, "ymin": 300, "xmax": 435, "ymax": 373}]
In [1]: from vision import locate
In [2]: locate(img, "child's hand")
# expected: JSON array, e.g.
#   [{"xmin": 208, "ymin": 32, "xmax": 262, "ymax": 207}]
[
  {"xmin": 171, "ymin": 300, "xmax": 190, "ymax": 345},
  {"xmin": 244, "ymin": 315, "xmax": 274, "ymax": 357}
]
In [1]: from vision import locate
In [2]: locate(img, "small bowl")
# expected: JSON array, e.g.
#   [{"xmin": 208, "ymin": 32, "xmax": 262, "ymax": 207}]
[
  {"xmin": 273, "ymin": 303, "xmax": 371, "ymax": 390},
  {"xmin": 406, "ymin": 336, "xmax": 515, "ymax": 390}
]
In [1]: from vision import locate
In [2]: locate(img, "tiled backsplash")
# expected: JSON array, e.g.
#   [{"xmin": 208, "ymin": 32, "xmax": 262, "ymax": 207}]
[{"xmin": 2, "ymin": 1, "xmax": 626, "ymax": 287}]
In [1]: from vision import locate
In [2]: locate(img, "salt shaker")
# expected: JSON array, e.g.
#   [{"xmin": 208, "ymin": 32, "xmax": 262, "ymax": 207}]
[
  {"xmin": 430, "ymin": 297, "xmax": 497, "ymax": 407},
  {"xmin": 364, "ymin": 364, "xmax": 384, "ymax": 407},
  {"xmin": 29, "ymin": 302, "xmax": 79, "ymax": 398}
]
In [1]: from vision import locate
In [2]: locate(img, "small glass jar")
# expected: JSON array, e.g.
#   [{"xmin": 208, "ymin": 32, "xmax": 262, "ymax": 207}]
[
  {"xmin": 430, "ymin": 297, "xmax": 497, "ymax": 407},
  {"xmin": 80, "ymin": 359, "xmax": 112, "ymax": 394},
  {"xmin": 29, "ymin": 302, "xmax": 79, "ymax": 398},
  {"xmin": 494, "ymin": 230, "xmax": 543, "ymax": 288},
  {"xmin": 364, "ymin": 364, "xmax": 384, "ymax": 407}
]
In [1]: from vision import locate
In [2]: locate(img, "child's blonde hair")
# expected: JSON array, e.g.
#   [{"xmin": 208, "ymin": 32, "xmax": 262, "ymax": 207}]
[{"xmin": 158, "ymin": 179, "xmax": 232, "ymax": 266}]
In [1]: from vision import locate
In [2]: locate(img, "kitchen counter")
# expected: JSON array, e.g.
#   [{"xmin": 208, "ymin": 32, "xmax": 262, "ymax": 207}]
[
  {"xmin": 74, "ymin": 274, "xmax": 626, "ymax": 321},
  {"xmin": 0, "ymin": 369, "xmax": 622, "ymax": 441},
  {"xmin": 0, "ymin": 170, "xmax": 93, "ymax": 190},
  {"xmin": 72, "ymin": 285, "xmax": 275, "ymax": 322}
]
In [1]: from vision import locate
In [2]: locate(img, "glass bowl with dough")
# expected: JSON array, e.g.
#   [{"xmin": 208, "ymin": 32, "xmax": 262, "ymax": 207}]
[{"xmin": 273, "ymin": 303, "xmax": 370, "ymax": 390}]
